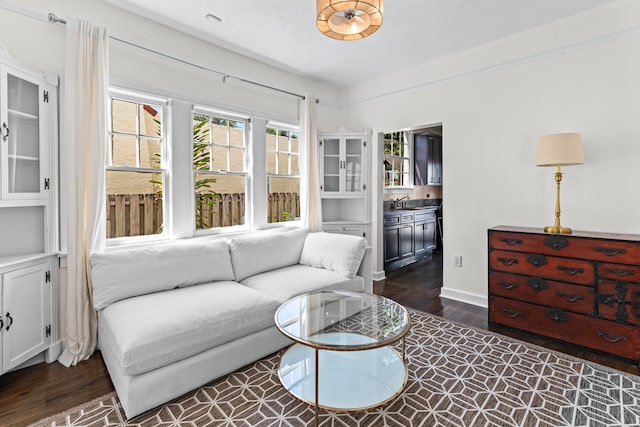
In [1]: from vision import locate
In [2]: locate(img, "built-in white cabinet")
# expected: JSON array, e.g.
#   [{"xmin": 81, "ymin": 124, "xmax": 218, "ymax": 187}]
[
  {"xmin": 319, "ymin": 131, "xmax": 371, "ymax": 239},
  {"xmin": 1, "ymin": 64, "xmax": 49, "ymax": 200},
  {"xmin": 320, "ymin": 135, "xmax": 366, "ymax": 196},
  {"xmin": 0, "ymin": 48, "xmax": 58, "ymax": 374},
  {"xmin": 1, "ymin": 259, "xmax": 52, "ymax": 373}
]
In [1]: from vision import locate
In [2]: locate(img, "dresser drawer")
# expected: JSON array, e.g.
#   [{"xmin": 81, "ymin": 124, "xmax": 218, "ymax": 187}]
[
  {"xmin": 489, "ymin": 231, "xmax": 640, "ymax": 264},
  {"xmin": 598, "ymin": 263, "xmax": 640, "ymax": 281},
  {"xmin": 490, "ymin": 296, "xmax": 640, "ymax": 360},
  {"xmin": 489, "ymin": 250, "xmax": 595, "ymax": 285},
  {"xmin": 598, "ymin": 279, "xmax": 640, "ymax": 325},
  {"xmin": 489, "ymin": 272, "xmax": 594, "ymax": 314}
]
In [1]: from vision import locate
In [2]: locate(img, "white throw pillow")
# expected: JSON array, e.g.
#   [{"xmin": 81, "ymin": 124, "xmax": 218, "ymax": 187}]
[
  {"xmin": 300, "ymin": 232, "xmax": 366, "ymax": 279},
  {"xmin": 90, "ymin": 238, "xmax": 234, "ymax": 310},
  {"xmin": 228, "ymin": 228, "xmax": 309, "ymax": 282}
]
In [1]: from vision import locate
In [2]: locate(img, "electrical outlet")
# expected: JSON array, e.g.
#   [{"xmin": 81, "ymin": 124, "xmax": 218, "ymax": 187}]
[{"xmin": 453, "ymin": 255, "xmax": 462, "ymax": 267}]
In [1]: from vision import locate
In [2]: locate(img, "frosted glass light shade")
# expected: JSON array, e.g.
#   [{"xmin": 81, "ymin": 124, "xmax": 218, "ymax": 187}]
[
  {"xmin": 536, "ymin": 132, "xmax": 584, "ymax": 167},
  {"xmin": 316, "ymin": 0, "xmax": 383, "ymax": 40}
]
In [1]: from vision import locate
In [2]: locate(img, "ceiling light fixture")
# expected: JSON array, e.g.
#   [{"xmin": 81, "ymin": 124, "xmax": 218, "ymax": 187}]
[{"xmin": 316, "ymin": 0, "xmax": 383, "ymax": 40}]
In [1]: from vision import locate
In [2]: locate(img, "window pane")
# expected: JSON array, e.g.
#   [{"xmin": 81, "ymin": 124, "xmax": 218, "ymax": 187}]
[
  {"xmin": 111, "ymin": 99, "xmax": 137, "ymax": 134},
  {"xmin": 266, "ymin": 133, "xmax": 277, "ymax": 152},
  {"xmin": 229, "ymin": 147, "xmax": 244, "ymax": 172},
  {"xmin": 195, "ymin": 173, "xmax": 245, "ymax": 229},
  {"xmin": 211, "ymin": 123, "xmax": 228, "ymax": 145},
  {"xmin": 268, "ymin": 176, "xmax": 300, "ymax": 223},
  {"xmin": 112, "ymin": 135, "xmax": 137, "ymax": 167},
  {"xmin": 229, "ymin": 123, "xmax": 244, "ymax": 147},
  {"xmin": 139, "ymin": 104, "xmax": 162, "ymax": 137},
  {"xmin": 140, "ymin": 137, "xmax": 161, "ymax": 168},
  {"xmin": 291, "ymin": 154, "xmax": 299, "ymax": 175},
  {"xmin": 212, "ymin": 145, "xmax": 227, "ymax": 171},
  {"xmin": 106, "ymin": 170, "xmax": 162, "ymax": 238},
  {"xmin": 290, "ymin": 137, "xmax": 299, "ymax": 153},
  {"xmin": 278, "ymin": 153, "xmax": 289, "ymax": 175},
  {"xmin": 193, "ymin": 144, "xmax": 211, "ymax": 171},
  {"xmin": 267, "ymin": 152, "xmax": 277, "ymax": 174}
]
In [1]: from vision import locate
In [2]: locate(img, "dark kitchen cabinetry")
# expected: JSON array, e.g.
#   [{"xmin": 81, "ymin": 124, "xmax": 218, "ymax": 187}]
[
  {"xmin": 414, "ymin": 134, "xmax": 442, "ymax": 186},
  {"xmin": 384, "ymin": 209, "xmax": 436, "ymax": 272},
  {"xmin": 488, "ymin": 226, "xmax": 640, "ymax": 362}
]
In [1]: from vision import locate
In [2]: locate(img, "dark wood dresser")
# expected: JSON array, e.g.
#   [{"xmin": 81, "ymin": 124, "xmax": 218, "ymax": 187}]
[{"xmin": 488, "ymin": 225, "xmax": 640, "ymax": 361}]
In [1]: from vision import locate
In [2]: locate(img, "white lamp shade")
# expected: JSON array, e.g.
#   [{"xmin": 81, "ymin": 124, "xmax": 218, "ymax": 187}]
[{"xmin": 536, "ymin": 132, "xmax": 584, "ymax": 167}]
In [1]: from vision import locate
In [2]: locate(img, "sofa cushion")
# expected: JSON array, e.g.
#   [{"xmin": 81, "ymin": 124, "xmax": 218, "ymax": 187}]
[
  {"xmin": 98, "ymin": 281, "xmax": 281, "ymax": 376},
  {"xmin": 228, "ymin": 228, "xmax": 308, "ymax": 282},
  {"xmin": 91, "ymin": 239, "xmax": 234, "ymax": 310},
  {"xmin": 240, "ymin": 264, "xmax": 365, "ymax": 303},
  {"xmin": 300, "ymin": 232, "xmax": 366, "ymax": 279}
]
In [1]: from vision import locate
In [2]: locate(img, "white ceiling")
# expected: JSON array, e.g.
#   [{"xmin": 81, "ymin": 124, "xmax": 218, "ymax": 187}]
[{"xmin": 104, "ymin": 0, "xmax": 615, "ymax": 88}]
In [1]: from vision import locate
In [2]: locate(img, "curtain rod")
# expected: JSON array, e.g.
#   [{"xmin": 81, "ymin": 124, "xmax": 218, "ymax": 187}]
[{"xmin": 46, "ymin": 11, "xmax": 318, "ymax": 103}]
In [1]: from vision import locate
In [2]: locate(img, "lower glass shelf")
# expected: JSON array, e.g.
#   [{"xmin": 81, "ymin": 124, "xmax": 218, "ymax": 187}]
[{"xmin": 277, "ymin": 335, "xmax": 407, "ymax": 412}]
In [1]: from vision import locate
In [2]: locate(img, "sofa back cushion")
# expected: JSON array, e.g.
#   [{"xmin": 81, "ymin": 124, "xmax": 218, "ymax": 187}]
[
  {"xmin": 300, "ymin": 232, "xmax": 366, "ymax": 279},
  {"xmin": 228, "ymin": 228, "xmax": 308, "ymax": 282},
  {"xmin": 91, "ymin": 239, "xmax": 234, "ymax": 310}
]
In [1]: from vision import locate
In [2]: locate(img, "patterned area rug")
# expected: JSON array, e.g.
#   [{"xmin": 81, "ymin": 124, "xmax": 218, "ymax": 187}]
[{"xmin": 31, "ymin": 310, "xmax": 640, "ymax": 426}]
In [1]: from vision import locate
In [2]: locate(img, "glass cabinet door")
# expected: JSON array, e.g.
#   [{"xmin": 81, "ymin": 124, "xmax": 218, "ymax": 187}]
[
  {"xmin": 322, "ymin": 138, "xmax": 340, "ymax": 193},
  {"xmin": 1, "ymin": 66, "xmax": 44, "ymax": 199},
  {"xmin": 344, "ymin": 138, "xmax": 363, "ymax": 193}
]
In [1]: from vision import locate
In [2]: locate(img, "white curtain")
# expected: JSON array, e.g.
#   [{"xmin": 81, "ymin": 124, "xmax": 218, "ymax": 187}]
[
  {"xmin": 300, "ymin": 94, "xmax": 322, "ymax": 231},
  {"xmin": 58, "ymin": 19, "xmax": 109, "ymax": 367}
]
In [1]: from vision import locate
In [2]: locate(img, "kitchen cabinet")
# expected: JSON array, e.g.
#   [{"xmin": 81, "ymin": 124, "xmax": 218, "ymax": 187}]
[
  {"xmin": 1, "ymin": 260, "xmax": 52, "ymax": 373},
  {"xmin": 489, "ymin": 226, "xmax": 640, "ymax": 361},
  {"xmin": 0, "ymin": 48, "xmax": 58, "ymax": 374},
  {"xmin": 320, "ymin": 131, "xmax": 371, "ymax": 241},
  {"xmin": 414, "ymin": 135, "xmax": 442, "ymax": 186},
  {"xmin": 414, "ymin": 212, "xmax": 437, "ymax": 257},
  {"xmin": 384, "ymin": 208, "xmax": 437, "ymax": 272}
]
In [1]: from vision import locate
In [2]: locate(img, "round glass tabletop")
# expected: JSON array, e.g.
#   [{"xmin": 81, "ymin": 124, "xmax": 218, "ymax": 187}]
[{"xmin": 274, "ymin": 291, "xmax": 410, "ymax": 350}]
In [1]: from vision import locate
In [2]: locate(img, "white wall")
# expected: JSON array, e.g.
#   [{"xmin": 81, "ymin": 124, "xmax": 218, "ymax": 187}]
[
  {"xmin": 343, "ymin": 0, "xmax": 640, "ymax": 306},
  {"xmin": 0, "ymin": 0, "xmax": 341, "ymax": 125}
]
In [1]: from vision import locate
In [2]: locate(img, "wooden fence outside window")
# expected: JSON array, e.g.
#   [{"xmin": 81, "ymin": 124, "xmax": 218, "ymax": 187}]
[{"xmin": 106, "ymin": 192, "xmax": 300, "ymax": 238}]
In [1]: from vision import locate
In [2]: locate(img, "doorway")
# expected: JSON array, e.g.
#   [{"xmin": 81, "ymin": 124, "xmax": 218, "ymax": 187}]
[{"xmin": 380, "ymin": 124, "xmax": 443, "ymax": 279}]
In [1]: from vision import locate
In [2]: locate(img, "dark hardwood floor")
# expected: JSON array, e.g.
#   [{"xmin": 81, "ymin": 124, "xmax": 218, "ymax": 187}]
[{"xmin": 1, "ymin": 251, "xmax": 638, "ymax": 425}]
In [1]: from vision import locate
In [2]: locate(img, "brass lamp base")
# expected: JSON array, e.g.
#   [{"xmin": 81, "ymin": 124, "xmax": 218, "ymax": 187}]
[{"xmin": 543, "ymin": 225, "xmax": 572, "ymax": 234}]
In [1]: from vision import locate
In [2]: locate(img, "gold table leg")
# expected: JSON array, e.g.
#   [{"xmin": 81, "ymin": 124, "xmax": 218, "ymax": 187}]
[{"xmin": 315, "ymin": 347, "xmax": 319, "ymax": 426}]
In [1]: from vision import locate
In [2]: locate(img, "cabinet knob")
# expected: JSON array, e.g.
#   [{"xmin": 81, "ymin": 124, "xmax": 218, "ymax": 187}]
[
  {"xmin": 1, "ymin": 121, "xmax": 8, "ymax": 142},
  {"xmin": 5, "ymin": 312, "xmax": 13, "ymax": 331}
]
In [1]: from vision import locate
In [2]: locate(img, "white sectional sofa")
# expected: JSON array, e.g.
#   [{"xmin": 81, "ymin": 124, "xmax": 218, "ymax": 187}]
[{"xmin": 90, "ymin": 228, "xmax": 370, "ymax": 418}]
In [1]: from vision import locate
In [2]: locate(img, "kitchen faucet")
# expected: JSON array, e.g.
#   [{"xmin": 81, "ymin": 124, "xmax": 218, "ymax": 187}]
[{"xmin": 393, "ymin": 195, "xmax": 410, "ymax": 208}]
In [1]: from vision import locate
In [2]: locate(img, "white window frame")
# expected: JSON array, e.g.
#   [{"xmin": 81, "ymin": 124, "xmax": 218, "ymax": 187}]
[
  {"xmin": 106, "ymin": 87, "xmax": 171, "ymax": 246},
  {"xmin": 266, "ymin": 120, "xmax": 301, "ymax": 225},
  {"xmin": 384, "ymin": 130, "xmax": 413, "ymax": 190},
  {"xmin": 192, "ymin": 106, "xmax": 250, "ymax": 235}
]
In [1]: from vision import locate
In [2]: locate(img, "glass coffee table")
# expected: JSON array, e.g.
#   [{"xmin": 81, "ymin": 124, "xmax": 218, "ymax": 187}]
[{"xmin": 275, "ymin": 291, "xmax": 411, "ymax": 425}]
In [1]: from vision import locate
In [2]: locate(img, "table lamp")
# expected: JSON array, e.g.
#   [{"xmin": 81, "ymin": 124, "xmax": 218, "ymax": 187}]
[{"xmin": 536, "ymin": 132, "xmax": 584, "ymax": 234}]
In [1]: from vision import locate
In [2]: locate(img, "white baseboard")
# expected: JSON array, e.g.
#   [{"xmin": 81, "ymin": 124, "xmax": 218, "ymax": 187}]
[
  {"xmin": 441, "ymin": 287, "xmax": 488, "ymax": 308},
  {"xmin": 372, "ymin": 270, "xmax": 385, "ymax": 281},
  {"xmin": 46, "ymin": 340, "xmax": 62, "ymax": 363}
]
